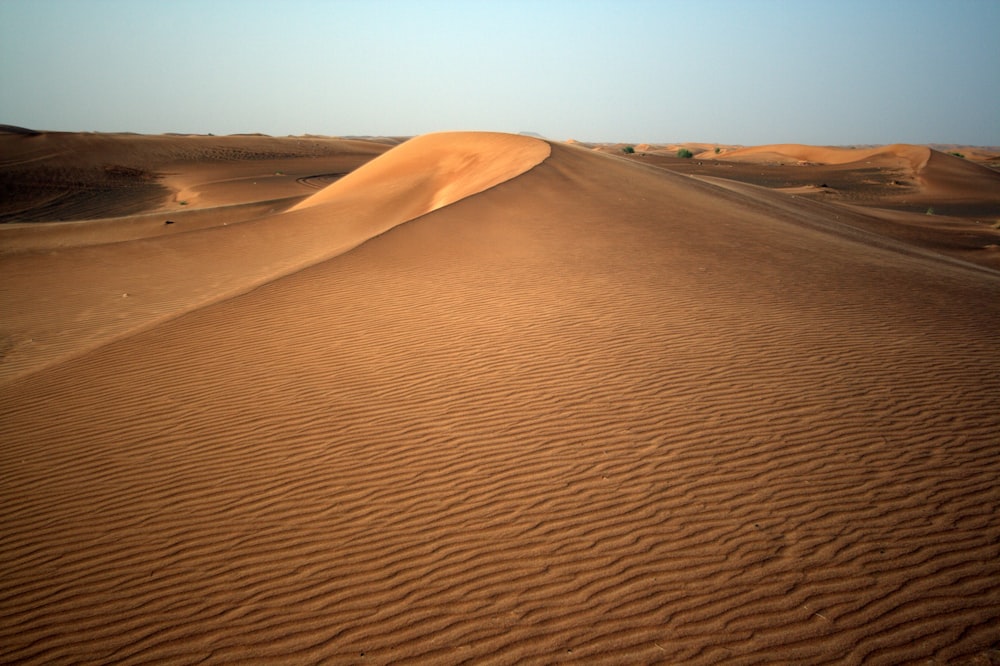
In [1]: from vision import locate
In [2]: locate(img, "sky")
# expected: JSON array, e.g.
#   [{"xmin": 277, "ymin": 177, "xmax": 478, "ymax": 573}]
[{"xmin": 1, "ymin": 0, "xmax": 998, "ymax": 145}]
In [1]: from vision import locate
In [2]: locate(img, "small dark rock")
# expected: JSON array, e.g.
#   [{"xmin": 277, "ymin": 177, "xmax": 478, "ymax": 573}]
[{"xmin": 164, "ymin": 220, "xmax": 175, "ymax": 225}]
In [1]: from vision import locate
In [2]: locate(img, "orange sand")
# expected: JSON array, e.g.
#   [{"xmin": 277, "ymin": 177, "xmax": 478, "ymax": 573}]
[{"xmin": 1, "ymin": 131, "xmax": 999, "ymax": 664}]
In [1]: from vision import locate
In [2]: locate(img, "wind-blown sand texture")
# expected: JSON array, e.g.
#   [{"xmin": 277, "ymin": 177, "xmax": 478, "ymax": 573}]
[{"xmin": 2, "ymin": 131, "xmax": 999, "ymax": 664}]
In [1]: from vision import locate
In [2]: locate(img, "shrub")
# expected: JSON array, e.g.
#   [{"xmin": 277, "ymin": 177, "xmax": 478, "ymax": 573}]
[
  {"xmin": 949, "ymin": 152, "xmax": 966, "ymax": 159},
  {"xmin": 622, "ymin": 145, "xmax": 635, "ymax": 154},
  {"xmin": 677, "ymin": 148, "xmax": 694, "ymax": 159},
  {"xmin": 714, "ymin": 146, "xmax": 721, "ymax": 154}
]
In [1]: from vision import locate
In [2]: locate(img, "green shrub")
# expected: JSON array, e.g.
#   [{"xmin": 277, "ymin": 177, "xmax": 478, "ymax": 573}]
[
  {"xmin": 677, "ymin": 148, "xmax": 694, "ymax": 159},
  {"xmin": 949, "ymin": 152, "xmax": 966, "ymax": 159},
  {"xmin": 714, "ymin": 146, "xmax": 721, "ymax": 154},
  {"xmin": 622, "ymin": 145, "xmax": 635, "ymax": 154}
]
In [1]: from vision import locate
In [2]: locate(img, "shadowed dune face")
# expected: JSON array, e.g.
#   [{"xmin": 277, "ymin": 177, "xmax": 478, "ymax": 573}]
[{"xmin": 1, "ymin": 133, "xmax": 1000, "ymax": 664}]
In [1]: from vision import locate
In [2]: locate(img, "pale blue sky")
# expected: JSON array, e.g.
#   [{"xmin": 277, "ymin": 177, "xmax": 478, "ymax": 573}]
[{"xmin": 1, "ymin": 0, "xmax": 997, "ymax": 144}]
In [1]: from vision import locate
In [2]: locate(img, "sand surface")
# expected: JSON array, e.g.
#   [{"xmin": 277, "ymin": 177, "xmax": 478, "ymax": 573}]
[{"xmin": 2, "ymin": 132, "xmax": 999, "ymax": 664}]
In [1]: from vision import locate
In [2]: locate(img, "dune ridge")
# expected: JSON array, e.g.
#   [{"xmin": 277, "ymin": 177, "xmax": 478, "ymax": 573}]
[
  {"xmin": 2, "ymin": 137, "xmax": 999, "ymax": 663},
  {"xmin": 0, "ymin": 132, "xmax": 549, "ymax": 384},
  {"xmin": 716, "ymin": 142, "xmax": 1000, "ymax": 198},
  {"xmin": 291, "ymin": 131, "xmax": 551, "ymax": 218},
  {"xmin": 718, "ymin": 143, "xmax": 932, "ymax": 168}
]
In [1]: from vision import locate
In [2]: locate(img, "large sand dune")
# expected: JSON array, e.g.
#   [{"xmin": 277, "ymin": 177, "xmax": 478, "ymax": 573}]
[
  {"xmin": 1, "ymin": 132, "xmax": 999, "ymax": 663},
  {"xmin": 0, "ymin": 132, "xmax": 548, "ymax": 383}
]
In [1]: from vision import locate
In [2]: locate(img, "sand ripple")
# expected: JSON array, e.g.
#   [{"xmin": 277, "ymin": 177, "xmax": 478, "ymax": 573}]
[{"xmin": 1, "ymin": 140, "xmax": 998, "ymax": 663}]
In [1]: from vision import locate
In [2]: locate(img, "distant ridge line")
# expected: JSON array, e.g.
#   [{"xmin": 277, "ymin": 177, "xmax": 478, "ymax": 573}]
[{"xmin": 0, "ymin": 124, "xmax": 42, "ymax": 136}]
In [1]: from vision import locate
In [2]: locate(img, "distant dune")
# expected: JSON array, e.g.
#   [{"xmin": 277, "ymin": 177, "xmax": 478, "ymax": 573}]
[
  {"xmin": 718, "ymin": 142, "xmax": 932, "ymax": 166},
  {"xmin": 1, "ymin": 131, "xmax": 999, "ymax": 664},
  {"xmin": 713, "ymin": 142, "xmax": 1000, "ymax": 199},
  {"xmin": 0, "ymin": 131, "xmax": 391, "ymax": 223},
  {"xmin": 614, "ymin": 141, "xmax": 1000, "ymax": 247},
  {"xmin": 0, "ymin": 123, "xmax": 42, "ymax": 135}
]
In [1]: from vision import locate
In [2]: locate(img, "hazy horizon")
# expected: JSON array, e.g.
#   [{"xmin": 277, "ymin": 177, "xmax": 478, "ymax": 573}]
[{"xmin": 2, "ymin": 0, "xmax": 998, "ymax": 145}]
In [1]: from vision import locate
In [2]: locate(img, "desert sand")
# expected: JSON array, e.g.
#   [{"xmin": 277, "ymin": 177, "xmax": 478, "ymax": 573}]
[{"xmin": 1, "ymin": 129, "xmax": 999, "ymax": 664}]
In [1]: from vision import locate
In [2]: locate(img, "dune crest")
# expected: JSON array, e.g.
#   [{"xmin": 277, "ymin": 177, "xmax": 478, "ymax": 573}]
[
  {"xmin": 291, "ymin": 131, "xmax": 550, "ymax": 217},
  {"xmin": 2, "ymin": 138, "xmax": 999, "ymax": 663},
  {"xmin": 719, "ymin": 143, "xmax": 931, "ymax": 169},
  {"xmin": 0, "ymin": 132, "xmax": 550, "ymax": 384},
  {"xmin": 714, "ymin": 142, "xmax": 1000, "ymax": 217}
]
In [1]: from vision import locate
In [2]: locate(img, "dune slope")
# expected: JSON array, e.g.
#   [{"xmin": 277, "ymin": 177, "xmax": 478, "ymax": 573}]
[
  {"xmin": 1, "ymin": 139, "xmax": 998, "ymax": 664},
  {"xmin": 0, "ymin": 132, "xmax": 549, "ymax": 384}
]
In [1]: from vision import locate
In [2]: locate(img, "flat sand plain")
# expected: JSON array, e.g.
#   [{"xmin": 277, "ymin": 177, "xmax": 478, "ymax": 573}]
[{"xmin": 2, "ymin": 129, "xmax": 999, "ymax": 664}]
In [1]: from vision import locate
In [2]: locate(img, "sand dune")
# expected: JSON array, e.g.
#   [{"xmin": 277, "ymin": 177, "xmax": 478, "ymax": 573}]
[
  {"xmin": 621, "ymin": 141, "xmax": 1000, "ymax": 245},
  {"xmin": 0, "ymin": 132, "xmax": 548, "ymax": 384},
  {"xmin": 2, "ymin": 133, "xmax": 999, "ymax": 664},
  {"xmin": 919, "ymin": 147, "xmax": 1000, "ymax": 197},
  {"xmin": 716, "ymin": 142, "xmax": 1000, "ymax": 198},
  {"xmin": 292, "ymin": 131, "xmax": 550, "ymax": 217},
  {"xmin": 718, "ymin": 143, "xmax": 930, "ymax": 167}
]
